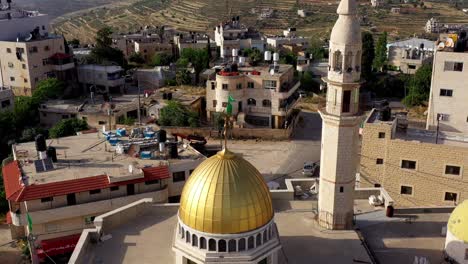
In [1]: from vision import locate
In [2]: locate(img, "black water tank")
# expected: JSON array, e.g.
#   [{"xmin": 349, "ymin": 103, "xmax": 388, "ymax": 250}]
[
  {"xmin": 47, "ymin": 147, "xmax": 57, "ymax": 162},
  {"xmin": 386, "ymin": 205, "xmax": 394, "ymax": 218},
  {"xmin": 35, "ymin": 134, "xmax": 47, "ymax": 152},
  {"xmin": 169, "ymin": 143, "xmax": 178, "ymax": 159},
  {"xmin": 158, "ymin": 130, "xmax": 167, "ymax": 142},
  {"xmin": 167, "ymin": 92, "xmax": 172, "ymax": 100},
  {"xmin": 162, "ymin": 93, "xmax": 167, "ymax": 100}
]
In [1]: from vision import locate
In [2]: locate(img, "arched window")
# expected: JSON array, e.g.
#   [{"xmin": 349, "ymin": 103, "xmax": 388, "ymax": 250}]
[
  {"xmin": 269, "ymin": 227, "xmax": 273, "ymax": 238},
  {"xmin": 181, "ymin": 227, "xmax": 185, "ymax": 239},
  {"xmin": 333, "ymin": 50, "xmax": 343, "ymax": 72},
  {"xmin": 247, "ymin": 98, "xmax": 256, "ymax": 106},
  {"xmin": 209, "ymin": 239, "xmax": 216, "ymax": 251},
  {"xmin": 263, "ymin": 230, "xmax": 267, "ymax": 242},
  {"xmin": 345, "ymin": 51, "xmax": 353, "ymax": 72},
  {"xmin": 218, "ymin": 239, "xmax": 227, "ymax": 252},
  {"xmin": 186, "ymin": 231, "xmax": 190, "ymax": 243},
  {"xmin": 228, "ymin": 239, "xmax": 237, "ymax": 252},
  {"xmin": 238, "ymin": 238, "xmax": 246, "ymax": 251},
  {"xmin": 192, "ymin": 234, "xmax": 198, "ymax": 247},
  {"xmin": 248, "ymin": 236, "xmax": 254, "ymax": 249},
  {"xmin": 355, "ymin": 51, "xmax": 361, "ymax": 72},
  {"xmin": 200, "ymin": 237, "xmax": 207, "ymax": 249},
  {"xmin": 256, "ymin": 233, "xmax": 262, "ymax": 247},
  {"xmin": 262, "ymin": 99, "xmax": 271, "ymax": 108}
]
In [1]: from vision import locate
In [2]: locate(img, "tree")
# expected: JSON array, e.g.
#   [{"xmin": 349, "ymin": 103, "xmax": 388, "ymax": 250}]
[
  {"xmin": 159, "ymin": 101, "xmax": 199, "ymax": 127},
  {"xmin": 402, "ymin": 64, "xmax": 432, "ymax": 107},
  {"xmin": 151, "ymin": 52, "xmax": 174, "ymax": 66},
  {"xmin": 179, "ymin": 48, "xmax": 209, "ymax": 84},
  {"xmin": 306, "ymin": 41, "xmax": 328, "ymax": 61},
  {"xmin": 280, "ymin": 52, "xmax": 297, "ymax": 66},
  {"xmin": 91, "ymin": 27, "xmax": 127, "ymax": 67},
  {"xmin": 373, "ymin": 32, "xmax": 388, "ymax": 72},
  {"xmin": 32, "ymin": 78, "xmax": 65, "ymax": 103},
  {"xmin": 129, "ymin": 52, "xmax": 145, "ymax": 65},
  {"xmin": 176, "ymin": 70, "xmax": 192, "ymax": 85},
  {"xmin": 49, "ymin": 119, "xmax": 88, "ymax": 138},
  {"xmin": 300, "ymin": 71, "xmax": 320, "ymax": 92},
  {"xmin": 361, "ymin": 32, "xmax": 375, "ymax": 81},
  {"xmin": 243, "ymin": 48, "xmax": 262, "ymax": 66}
]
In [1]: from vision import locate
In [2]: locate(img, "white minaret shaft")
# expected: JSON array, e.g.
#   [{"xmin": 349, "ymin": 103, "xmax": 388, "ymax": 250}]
[{"xmin": 318, "ymin": 0, "xmax": 362, "ymax": 230}]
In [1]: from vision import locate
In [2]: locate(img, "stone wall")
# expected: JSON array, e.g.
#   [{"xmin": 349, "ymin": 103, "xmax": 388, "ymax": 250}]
[
  {"xmin": 360, "ymin": 118, "xmax": 468, "ymax": 208},
  {"xmin": 162, "ymin": 126, "xmax": 293, "ymax": 141}
]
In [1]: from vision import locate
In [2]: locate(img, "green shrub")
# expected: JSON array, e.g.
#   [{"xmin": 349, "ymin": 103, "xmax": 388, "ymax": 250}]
[{"xmin": 49, "ymin": 119, "xmax": 88, "ymax": 138}]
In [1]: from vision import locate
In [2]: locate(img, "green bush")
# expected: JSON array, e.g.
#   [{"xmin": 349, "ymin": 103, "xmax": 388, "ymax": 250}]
[
  {"xmin": 159, "ymin": 101, "xmax": 199, "ymax": 127},
  {"xmin": 117, "ymin": 116, "xmax": 135, "ymax": 126},
  {"xmin": 49, "ymin": 119, "xmax": 88, "ymax": 138}
]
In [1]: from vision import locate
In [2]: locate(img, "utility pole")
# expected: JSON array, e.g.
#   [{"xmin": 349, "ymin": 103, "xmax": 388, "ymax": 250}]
[{"xmin": 435, "ymin": 113, "xmax": 442, "ymax": 144}]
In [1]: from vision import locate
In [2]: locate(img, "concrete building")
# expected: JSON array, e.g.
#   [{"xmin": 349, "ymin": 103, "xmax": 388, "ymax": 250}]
[
  {"xmin": 360, "ymin": 109, "xmax": 468, "ymax": 207},
  {"xmin": 0, "ymin": 35, "xmax": 75, "ymax": 96},
  {"xmin": 173, "ymin": 33, "xmax": 217, "ymax": 57},
  {"xmin": 426, "ymin": 48, "xmax": 468, "ymax": 134},
  {"xmin": 318, "ymin": 0, "xmax": 362, "ymax": 230},
  {"xmin": 135, "ymin": 66, "xmax": 176, "ymax": 90},
  {"xmin": 0, "ymin": 2, "xmax": 50, "ymax": 41},
  {"xmin": 426, "ymin": 17, "xmax": 441, "ymax": 33},
  {"xmin": 444, "ymin": 200, "xmax": 468, "ymax": 263},
  {"xmin": 266, "ymin": 28, "xmax": 309, "ymax": 51},
  {"xmin": 387, "ymin": 38, "xmax": 434, "ymax": 74},
  {"xmin": 77, "ymin": 64, "xmax": 124, "ymax": 94},
  {"xmin": 206, "ymin": 63, "xmax": 300, "ymax": 129},
  {"xmin": 214, "ymin": 17, "xmax": 265, "ymax": 58},
  {"xmin": 370, "ymin": 0, "xmax": 385, "ymax": 8},
  {"xmin": 134, "ymin": 41, "xmax": 173, "ymax": 62},
  {"xmin": 2, "ymin": 131, "xmax": 205, "ymax": 261},
  {"xmin": 0, "ymin": 87, "xmax": 14, "ymax": 112}
]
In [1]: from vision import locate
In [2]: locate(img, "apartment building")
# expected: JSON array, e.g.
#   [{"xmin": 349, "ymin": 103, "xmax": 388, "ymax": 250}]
[
  {"xmin": 387, "ymin": 38, "xmax": 434, "ymax": 74},
  {"xmin": 206, "ymin": 63, "xmax": 300, "ymax": 128},
  {"xmin": 112, "ymin": 27, "xmax": 176, "ymax": 58},
  {"xmin": 214, "ymin": 17, "xmax": 265, "ymax": 58},
  {"xmin": 0, "ymin": 87, "xmax": 14, "ymax": 112},
  {"xmin": 2, "ymin": 131, "xmax": 205, "ymax": 261},
  {"xmin": 77, "ymin": 64, "xmax": 124, "ymax": 94},
  {"xmin": 359, "ymin": 109, "xmax": 468, "ymax": 208},
  {"xmin": 426, "ymin": 47, "xmax": 468, "ymax": 134},
  {"xmin": 266, "ymin": 28, "xmax": 309, "ymax": 52}
]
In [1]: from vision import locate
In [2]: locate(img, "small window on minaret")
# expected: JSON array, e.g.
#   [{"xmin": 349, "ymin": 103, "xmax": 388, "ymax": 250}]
[{"xmin": 340, "ymin": 187, "xmax": 344, "ymax": 193}]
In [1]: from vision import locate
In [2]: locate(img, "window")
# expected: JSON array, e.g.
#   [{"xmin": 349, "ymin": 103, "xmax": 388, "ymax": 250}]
[
  {"xmin": 145, "ymin": 179, "xmax": 160, "ymax": 185},
  {"xmin": 376, "ymin": 158, "xmax": 384, "ymax": 165},
  {"xmin": 42, "ymin": 59, "xmax": 49, "ymax": 66},
  {"xmin": 247, "ymin": 98, "xmax": 256, "ymax": 106},
  {"xmin": 247, "ymin": 82, "xmax": 254, "ymax": 89},
  {"xmin": 262, "ymin": 99, "xmax": 271, "ymax": 108},
  {"xmin": 45, "ymin": 223, "xmax": 58, "ymax": 232},
  {"xmin": 24, "ymin": 78, "xmax": 28, "ymax": 83},
  {"xmin": 339, "ymin": 186, "xmax": 344, "ymax": 193},
  {"xmin": 222, "ymin": 84, "xmax": 228, "ymax": 90},
  {"xmin": 173, "ymin": 171, "xmax": 185, "ymax": 182},
  {"xmin": 333, "ymin": 50, "xmax": 343, "ymax": 72},
  {"xmin": 378, "ymin": 132, "xmax": 386, "ymax": 139},
  {"xmin": 212, "ymin": 100, "xmax": 217, "ymax": 107},
  {"xmin": 444, "ymin": 192, "xmax": 458, "ymax": 202},
  {"xmin": 222, "ymin": 102, "xmax": 228, "ymax": 107},
  {"xmin": 30, "ymin": 46, "xmax": 38, "ymax": 53},
  {"xmin": 62, "ymin": 115, "xmax": 69, "ymax": 119},
  {"xmin": 44, "ymin": 46, "xmax": 50, "ymax": 51},
  {"xmin": 408, "ymin": 64, "xmax": 416, "ymax": 70},
  {"xmin": 444, "ymin": 61, "xmax": 463, "ymax": 72},
  {"xmin": 16, "ymin": 48, "xmax": 24, "ymax": 53},
  {"xmin": 400, "ymin": 185, "xmax": 413, "ymax": 195},
  {"xmin": 401, "ymin": 160, "xmax": 416, "ymax": 170},
  {"xmin": 6, "ymin": 48, "xmax": 11, "ymax": 53},
  {"xmin": 110, "ymin": 186, "xmax": 119, "ymax": 191},
  {"xmin": 445, "ymin": 165, "xmax": 461, "ymax": 176},
  {"xmin": 98, "ymin": 121, "xmax": 106, "ymax": 125},
  {"xmin": 22, "ymin": 64, "xmax": 26, "ymax": 69},
  {"xmin": 263, "ymin": 80, "xmax": 277, "ymax": 90},
  {"xmin": 1, "ymin": 100, "xmax": 11, "ymax": 108},
  {"xmin": 236, "ymin": 83, "xmax": 242, "ymax": 90},
  {"xmin": 41, "ymin": 197, "xmax": 53, "ymax": 203},
  {"xmin": 208, "ymin": 239, "xmax": 216, "ymax": 251},
  {"xmin": 211, "ymin": 82, "xmax": 215, "ymax": 90},
  {"xmin": 7, "ymin": 62, "xmax": 13, "ymax": 68},
  {"xmin": 85, "ymin": 216, "xmax": 95, "ymax": 225},
  {"xmin": 440, "ymin": 89, "xmax": 453, "ymax": 97},
  {"xmin": 89, "ymin": 189, "xmax": 101, "ymax": 195},
  {"xmin": 10, "ymin": 77, "xmax": 15, "ymax": 82}
]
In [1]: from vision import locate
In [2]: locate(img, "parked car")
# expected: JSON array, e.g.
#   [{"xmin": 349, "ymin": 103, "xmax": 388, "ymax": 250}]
[
  {"xmin": 298, "ymin": 90, "xmax": 307, "ymax": 98},
  {"xmin": 302, "ymin": 161, "xmax": 319, "ymax": 176}
]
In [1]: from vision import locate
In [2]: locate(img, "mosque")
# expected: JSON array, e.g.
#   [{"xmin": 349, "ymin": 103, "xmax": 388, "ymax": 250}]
[{"xmin": 67, "ymin": 0, "xmax": 468, "ymax": 263}]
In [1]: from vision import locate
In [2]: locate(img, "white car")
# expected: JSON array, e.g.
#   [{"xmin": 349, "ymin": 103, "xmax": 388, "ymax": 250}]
[
  {"xmin": 298, "ymin": 90, "xmax": 307, "ymax": 98},
  {"xmin": 302, "ymin": 162, "xmax": 319, "ymax": 176}
]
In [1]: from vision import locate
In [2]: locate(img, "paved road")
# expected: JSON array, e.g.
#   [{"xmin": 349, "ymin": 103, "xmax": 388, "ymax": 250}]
[{"xmin": 273, "ymin": 110, "xmax": 323, "ymax": 179}]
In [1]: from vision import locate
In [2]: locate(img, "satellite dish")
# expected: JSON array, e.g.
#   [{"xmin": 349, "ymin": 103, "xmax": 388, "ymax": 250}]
[
  {"xmin": 24, "ymin": 34, "xmax": 33, "ymax": 42},
  {"xmin": 445, "ymin": 38, "xmax": 454, "ymax": 48},
  {"xmin": 437, "ymin": 42, "xmax": 446, "ymax": 50}
]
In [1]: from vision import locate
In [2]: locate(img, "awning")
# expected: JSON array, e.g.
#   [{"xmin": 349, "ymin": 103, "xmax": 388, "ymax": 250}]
[{"xmin": 37, "ymin": 234, "xmax": 81, "ymax": 259}]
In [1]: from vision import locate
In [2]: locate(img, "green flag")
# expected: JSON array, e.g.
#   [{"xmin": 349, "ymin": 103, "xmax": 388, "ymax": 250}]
[
  {"xmin": 27, "ymin": 213, "xmax": 33, "ymax": 233},
  {"xmin": 226, "ymin": 95, "xmax": 235, "ymax": 115}
]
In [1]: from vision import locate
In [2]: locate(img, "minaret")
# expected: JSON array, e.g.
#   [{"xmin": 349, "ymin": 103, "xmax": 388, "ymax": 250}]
[{"xmin": 318, "ymin": 0, "xmax": 362, "ymax": 230}]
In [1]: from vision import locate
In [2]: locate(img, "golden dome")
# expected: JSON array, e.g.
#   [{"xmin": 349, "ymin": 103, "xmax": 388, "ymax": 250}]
[
  {"xmin": 448, "ymin": 200, "xmax": 468, "ymax": 243},
  {"xmin": 179, "ymin": 149, "xmax": 274, "ymax": 234}
]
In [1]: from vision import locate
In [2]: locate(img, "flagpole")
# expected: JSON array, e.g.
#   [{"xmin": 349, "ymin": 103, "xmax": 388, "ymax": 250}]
[{"xmin": 24, "ymin": 201, "xmax": 39, "ymax": 264}]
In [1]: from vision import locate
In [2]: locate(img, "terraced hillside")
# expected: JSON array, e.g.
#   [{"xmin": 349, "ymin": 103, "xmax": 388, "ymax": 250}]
[{"xmin": 52, "ymin": 0, "xmax": 468, "ymax": 43}]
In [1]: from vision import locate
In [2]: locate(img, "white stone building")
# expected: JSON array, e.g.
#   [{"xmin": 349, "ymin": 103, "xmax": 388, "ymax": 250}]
[
  {"xmin": 77, "ymin": 64, "xmax": 125, "ymax": 94},
  {"xmin": 426, "ymin": 17, "xmax": 441, "ymax": 33},
  {"xmin": 318, "ymin": 0, "xmax": 362, "ymax": 230},
  {"xmin": 387, "ymin": 38, "xmax": 434, "ymax": 74}
]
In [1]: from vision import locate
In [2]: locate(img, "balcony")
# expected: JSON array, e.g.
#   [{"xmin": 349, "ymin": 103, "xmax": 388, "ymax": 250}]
[
  {"xmin": 276, "ymin": 81, "xmax": 300, "ymax": 99},
  {"xmin": 10, "ymin": 187, "xmax": 168, "ymax": 226},
  {"xmin": 53, "ymin": 62, "xmax": 75, "ymax": 71}
]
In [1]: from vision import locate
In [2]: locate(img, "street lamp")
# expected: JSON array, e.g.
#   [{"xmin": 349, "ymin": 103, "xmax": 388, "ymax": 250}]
[{"xmin": 435, "ymin": 113, "xmax": 444, "ymax": 144}]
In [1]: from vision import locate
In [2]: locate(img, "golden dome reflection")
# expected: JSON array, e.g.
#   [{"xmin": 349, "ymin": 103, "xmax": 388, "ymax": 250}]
[{"xmin": 179, "ymin": 149, "xmax": 274, "ymax": 234}]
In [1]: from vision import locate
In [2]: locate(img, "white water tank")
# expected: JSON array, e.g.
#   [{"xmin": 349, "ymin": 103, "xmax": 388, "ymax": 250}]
[
  {"xmin": 264, "ymin": 50, "xmax": 272, "ymax": 61},
  {"xmin": 273, "ymin": 52, "xmax": 280, "ymax": 62},
  {"xmin": 232, "ymin": 48, "xmax": 238, "ymax": 57},
  {"xmin": 238, "ymin": 56, "xmax": 246, "ymax": 65}
]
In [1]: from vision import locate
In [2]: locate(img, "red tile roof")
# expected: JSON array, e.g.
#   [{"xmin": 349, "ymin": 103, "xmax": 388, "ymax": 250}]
[{"xmin": 2, "ymin": 161, "xmax": 170, "ymax": 202}]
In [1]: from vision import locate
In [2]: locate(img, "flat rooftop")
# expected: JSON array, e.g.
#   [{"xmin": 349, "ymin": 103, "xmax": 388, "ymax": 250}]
[
  {"xmin": 14, "ymin": 132, "xmax": 205, "ymax": 185},
  {"xmin": 86, "ymin": 201, "xmax": 372, "ymax": 264},
  {"xmin": 357, "ymin": 211, "xmax": 450, "ymax": 264},
  {"xmin": 218, "ymin": 64, "xmax": 294, "ymax": 77}
]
